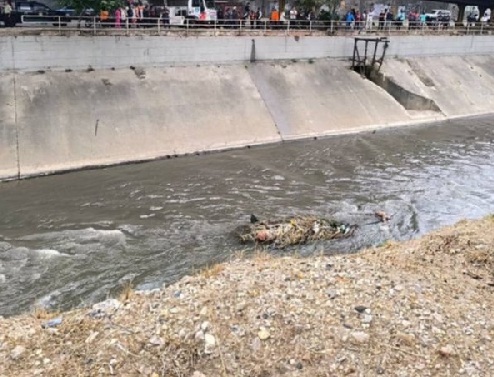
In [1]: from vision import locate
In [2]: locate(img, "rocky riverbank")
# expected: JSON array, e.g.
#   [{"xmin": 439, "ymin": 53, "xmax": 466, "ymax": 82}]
[{"xmin": 1, "ymin": 216, "xmax": 493, "ymax": 377}]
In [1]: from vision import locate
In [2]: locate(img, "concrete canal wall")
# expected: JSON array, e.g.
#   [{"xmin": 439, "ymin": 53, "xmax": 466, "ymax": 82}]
[{"xmin": 1, "ymin": 35, "xmax": 494, "ymax": 180}]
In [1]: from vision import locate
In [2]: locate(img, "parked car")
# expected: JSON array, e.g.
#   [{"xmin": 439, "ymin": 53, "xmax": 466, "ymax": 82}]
[
  {"xmin": 425, "ymin": 9, "xmax": 451, "ymax": 26},
  {"xmin": 1, "ymin": 1, "xmax": 70, "ymax": 26},
  {"xmin": 55, "ymin": 6, "xmax": 95, "ymax": 19}
]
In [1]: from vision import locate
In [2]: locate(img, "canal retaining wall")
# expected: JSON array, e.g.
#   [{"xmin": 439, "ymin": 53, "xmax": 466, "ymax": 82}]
[
  {"xmin": 2, "ymin": 35, "xmax": 494, "ymax": 72},
  {"xmin": 1, "ymin": 35, "xmax": 494, "ymax": 180}
]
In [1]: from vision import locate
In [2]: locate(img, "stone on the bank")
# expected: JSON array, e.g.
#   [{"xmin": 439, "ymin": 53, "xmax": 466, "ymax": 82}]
[
  {"xmin": 10, "ymin": 345, "xmax": 25, "ymax": 360},
  {"xmin": 258, "ymin": 328, "xmax": 270, "ymax": 340},
  {"xmin": 195, "ymin": 330, "xmax": 205, "ymax": 341},
  {"xmin": 204, "ymin": 334, "xmax": 216, "ymax": 354},
  {"xmin": 438, "ymin": 344, "xmax": 456, "ymax": 357},
  {"xmin": 191, "ymin": 372, "xmax": 206, "ymax": 377},
  {"xmin": 42, "ymin": 316, "xmax": 63, "ymax": 329},
  {"xmin": 200, "ymin": 321, "xmax": 210, "ymax": 331},
  {"xmin": 88, "ymin": 299, "xmax": 121, "ymax": 318},
  {"xmin": 351, "ymin": 331, "xmax": 370, "ymax": 344},
  {"xmin": 149, "ymin": 336, "xmax": 163, "ymax": 346},
  {"xmin": 362, "ymin": 314, "xmax": 373, "ymax": 324}
]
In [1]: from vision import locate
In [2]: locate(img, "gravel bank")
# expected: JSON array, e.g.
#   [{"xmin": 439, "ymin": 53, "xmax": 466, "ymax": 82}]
[{"xmin": 1, "ymin": 216, "xmax": 493, "ymax": 377}]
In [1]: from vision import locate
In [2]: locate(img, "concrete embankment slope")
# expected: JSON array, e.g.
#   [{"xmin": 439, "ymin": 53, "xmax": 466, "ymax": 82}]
[
  {"xmin": 6, "ymin": 66, "xmax": 281, "ymax": 178},
  {"xmin": 2, "ymin": 53, "xmax": 494, "ymax": 180},
  {"xmin": 380, "ymin": 55, "xmax": 494, "ymax": 117},
  {"xmin": 249, "ymin": 60, "xmax": 412, "ymax": 139}
]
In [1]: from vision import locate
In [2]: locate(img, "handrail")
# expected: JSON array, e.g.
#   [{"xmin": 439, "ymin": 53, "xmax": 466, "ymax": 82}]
[{"xmin": 1, "ymin": 15, "xmax": 491, "ymax": 37}]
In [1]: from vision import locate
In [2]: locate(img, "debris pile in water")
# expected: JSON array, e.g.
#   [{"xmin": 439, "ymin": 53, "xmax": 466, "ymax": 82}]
[{"xmin": 236, "ymin": 215, "xmax": 357, "ymax": 248}]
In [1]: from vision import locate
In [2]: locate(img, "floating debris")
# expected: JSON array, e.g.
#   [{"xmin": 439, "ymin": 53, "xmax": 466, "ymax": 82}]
[
  {"xmin": 375, "ymin": 211, "xmax": 391, "ymax": 222},
  {"xmin": 236, "ymin": 215, "xmax": 357, "ymax": 248}
]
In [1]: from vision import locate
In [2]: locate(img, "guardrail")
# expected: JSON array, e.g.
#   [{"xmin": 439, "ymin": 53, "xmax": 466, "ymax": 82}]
[{"xmin": 1, "ymin": 16, "xmax": 492, "ymax": 37}]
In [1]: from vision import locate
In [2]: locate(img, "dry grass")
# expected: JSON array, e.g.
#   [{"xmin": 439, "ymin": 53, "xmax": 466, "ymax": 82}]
[
  {"xmin": 200, "ymin": 263, "xmax": 225, "ymax": 278},
  {"xmin": 32, "ymin": 306, "xmax": 59, "ymax": 320},
  {"xmin": 118, "ymin": 280, "xmax": 135, "ymax": 301}
]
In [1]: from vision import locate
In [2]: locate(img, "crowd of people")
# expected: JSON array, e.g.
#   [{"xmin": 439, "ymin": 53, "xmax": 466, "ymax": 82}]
[{"xmin": 1, "ymin": 0, "xmax": 491, "ymax": 31}]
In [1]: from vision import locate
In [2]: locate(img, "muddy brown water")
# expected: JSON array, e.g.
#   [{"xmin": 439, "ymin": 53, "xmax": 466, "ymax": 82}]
[{"xmin": 1, "ymin": 115, "xmax": 494, "ymax": 316}]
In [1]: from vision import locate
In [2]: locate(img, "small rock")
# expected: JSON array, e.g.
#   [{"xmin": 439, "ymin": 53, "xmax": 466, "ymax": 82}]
[
  {"xmin": 326, "ymin": 289, "xmax": 337, "ymax": 299},
  {"xmin": 354, "ymin": 305, "xmax": 367, "ymax": 313},
  {"xmin": 42, "ymin": 316, "xmax": 63, "ymax": 329},
  {"xmin": 236, "ymin": 302, "xmax": 247, "ymax": 311},
  {"xmin": 361, "ymin": 314, "xmax": 373, "ymax": 324},
  {"xmin": 191, "ymin": 372, "xmax": 206, "ymax": 377},
  {"xmin": 199, "ymin": 307, "xmax": 208, "ymax": 316},
  {"xmin": 43, "ymin": 358, "xmax": 51, "ymax": 365},
  {"xmin": 88, "ymin": 299, "xmax": 121, "ymax": 318},
  {"xmin": 195, "ymin": 330, "xmax": 205, "ymax": 341},
  {"xmin": 438, "ymin": 345, "xmax": 456, "ymax": 357},
  {"xmin": 258, "ymin": 328, "xmax": 270, "ymax": 340},
  {"xmin": 351, "ymin": 331, "xmax": 370, "ymax": 344},
  {"xmin": 10, "ymin": 345, "xmax": 25, "ymax": 360},
  {"xmin": 0, "ymin": 274, "xmax": 5, "ymax": 283},
  {"xmin": 230, "ymin": 324, "xmax": 246, "ymax": 337},
  {"xmin": 149, "ymin": 336, "xmax": 163, "ymax": 346},
  {"xmin": 178, "ymin": 328, "xmax": 187, "ymax": 338},
  {"xmin": 204, "ymin": 334, "xmax": 216, "ymax": 354},
  {"xmin": 169, "ymin": 307, "xmax": 179, "ymax": 314},
  {"xmin": 201, "ymin": 321, "xmax": 210, "ymax": 331}
]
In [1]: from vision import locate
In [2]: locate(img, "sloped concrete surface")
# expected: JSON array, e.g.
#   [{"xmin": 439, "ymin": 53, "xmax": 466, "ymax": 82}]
[
  {"xmin": 380, "ymin": 56, "xmax": 494, "ymax": 117},
  {"xmin": 249, "ymin": 60, "xmax": 411, "ymax": 139},
  {"xmin": 2, "ymin": 57, "xmax": 494, "ymax": 180},
  {"xmin": 14, "ymin": 66, "xmax": 280, "ymax": 177}
]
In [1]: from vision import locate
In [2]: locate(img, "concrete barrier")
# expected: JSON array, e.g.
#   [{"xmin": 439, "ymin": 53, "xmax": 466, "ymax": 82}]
[{"xmin": 2, "ymin": 35, "xmax": 494, "ymax": 72}]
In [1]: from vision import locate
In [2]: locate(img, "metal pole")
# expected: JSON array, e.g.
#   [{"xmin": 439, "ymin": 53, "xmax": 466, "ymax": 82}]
[
  {"xmin": 58, "ymin": 16, "xmax": 61, "ymax": 35},
  {"xmin": 93, "ymin": 16, "xmax": 96, "ymax": 35}
]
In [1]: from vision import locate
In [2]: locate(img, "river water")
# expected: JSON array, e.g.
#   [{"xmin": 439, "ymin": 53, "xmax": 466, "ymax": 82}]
[{"xmin": 1, "ymin": 116, "xmax": 494, "ymax": 316}]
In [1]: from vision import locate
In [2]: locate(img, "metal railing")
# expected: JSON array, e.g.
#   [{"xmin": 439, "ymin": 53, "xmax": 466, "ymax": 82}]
[{"xmin": 1, "ymin": 16, "xmax": 492, "ymax": 37}]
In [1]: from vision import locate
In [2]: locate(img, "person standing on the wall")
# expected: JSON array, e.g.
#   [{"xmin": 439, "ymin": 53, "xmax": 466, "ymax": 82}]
[
  {"xmin": 115, "ymin": 7, "xmax": 121, "ymax": 28},
  {"xmin": 120, "ymin": 6, "xmax": 127, "ymax": 27},
  {"xmin": 256, "ymin": 7, "xmax": 262, "ymax": 29},
  {"xmin": 4, "ymin": 1, "xmax": 13, "ymax": 27},
  {"xmin": 249, "ymin": 9, "xmax": 256, "ymax": 29}
]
